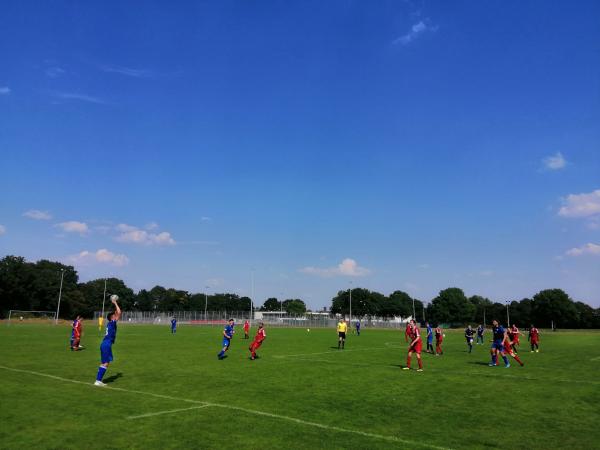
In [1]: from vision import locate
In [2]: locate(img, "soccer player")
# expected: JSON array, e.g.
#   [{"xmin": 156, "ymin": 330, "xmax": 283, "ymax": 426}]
[
  {"xmin": 476, "ymin": 324, "xmax": 485, "ymax": 345},
  {"xmin": 249, "ymin": 322, "xmax": 266, "ymax": 360},
  {"xmin": 70, "ymin": 315, "xmax": 83, "ymax": 351},
  {"xmin": 489, "ymin": 319, "xmax": 511, "ymax": 368},
  {"xmin": 337, "ymin": 318, "xmax": 348, "ymax": 349},
  {"xmin": 528, "ymin": 324, "xmax": 540, "ymax": 352},
  {"xmin": 243, "ymin": 320, "xmax": 250, "ymax": 339},
  {"xmin": 403, "ymin": 319, "xmax": 423, "ymax": 371},
  {"xmin": 510, "ymin": 324, "xmax": 521, "ymax": 351},
  {"xmin": 465, "ymin": 324, "xmax": 475, "ymax": 353},
  {"xmin": 171, "ymin": 317, "xmax": 177, "ymax": 334},
  {"xmin": 435, "ymin": 326, "xmax": 444, "ymax": 355},
  {"xmin": 355, "ymin": 320, "xmax": 361, "ymax": 336},
  {"xmin": 503, "ymin": 334, "xmax": 524, "ymax": 366},
  {"xmin": 94, "ymin": 296, "xmax": 121, "ymax": 386},
  {"xmin": 405, "ymin": 321, "xmax": 413, "ymax": 343},
  {"xmin": 217, "ymin": 319, "xmax": 235, "ymax": 360},
  {"xmin": 425, "ymin": 322, "xmax": 434, "ymax": 353}
]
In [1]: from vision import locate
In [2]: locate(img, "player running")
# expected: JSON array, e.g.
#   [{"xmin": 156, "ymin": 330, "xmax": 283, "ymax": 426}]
[
  {"xmin": 171, "ymin": 317, "xmax": 177, "ymax": 334},
  {"xmin": 217, "ymin": 319, "xmax": 235, "ymax": 360},
  {"xmin": 403, "ymin": 319, "xmax": 423, "ymax": 371},
  {"xmin": 489, "ymin": 319, "xmax": 511, "ymax": 368},
  {"xmin": 243, "ymin": 320, "xmax": 250, "ymax": 339},
  {"xmin": 355, "ymin": 320, "xmax": 361, "ymax": 336},
  {"xmin": 435, "ymin": 326, "xmax": 444, "ymax": 355},
  {"xmin": 94, "ymin": 296, "xmax": 121, "ymax": 386},
  {"xmin": 509, "ymin": 324, "xmax": 521, "ymax": 351},
  {"xmin": 476, "ymin": 324, "xmax": 485, "ymax": 345},
  {"xmin": 249, "ymin": 322, "xmax": 266, "ymax": 360},
  {"xmin": 70, "ymin": 315, "xmax": 83, "ymax": 351},
  {"xmin": 337, "ymin": 318, "xmax": 348, "ymax": 349},
  {"xmin": 465, "ymin": 325, "xmax": 475, "ymax": 353},
  {"xmin": 425, "ymin": 322, "xmax": 434, "ymax": 354},
  {"xmin": 503, "ymin": 334, "xmax": 524, "ymax": 366},
  {"xmin": 528, "ymin": 324, "xmax": 540, "ymax": 352}
]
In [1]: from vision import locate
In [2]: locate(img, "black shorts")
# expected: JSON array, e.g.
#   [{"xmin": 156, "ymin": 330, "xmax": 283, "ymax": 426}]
[{"xmin": 338, "ymin": 332, "xmax": 346, "ymax": 339}]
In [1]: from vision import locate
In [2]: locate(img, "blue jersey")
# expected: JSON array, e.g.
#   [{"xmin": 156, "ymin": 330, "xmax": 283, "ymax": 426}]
[
  {"xmin": 492, "ymin": 325, "xmax": 505, "ymax": 343},
  {"xmin": 427, "ymin": 325, "xmax": 433, "ymax": 341},
  {"xmin": 356, "ymin": 322, "xmax": 360, "ymax": 329},
  {"xmin": 103, "ymin": 320, "xmax": 117, "ymax": 344},
  {"xmin": 224, "ymin": 324, "xmax": 234, "ymax": 340},
  {"xmin": 171, "ymin": 319, "xmax": 177, "ymax": 328},
  {"xmin": 477, "ymin": 326, "xmax": 484, "ymax": 336}
]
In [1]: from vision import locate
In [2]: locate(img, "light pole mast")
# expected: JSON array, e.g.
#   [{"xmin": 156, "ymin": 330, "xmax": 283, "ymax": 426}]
[
  {"xmin": 506, "ymin": 301, "xmax": 510, "ymax": 326},
  {"xmin": 251, "ymin": 269, "xmax": 255, "ymax": 320},
  {"xmin": 55, "ymin": 269, "xmax": 65, "ymax": 324},
  {"xmin": 204, "ymin": 285, "xmax": 209, "ymax": 320},
  {"xmin": 349, "ymin": 281, "xmax": 352, "ymax": 321}
]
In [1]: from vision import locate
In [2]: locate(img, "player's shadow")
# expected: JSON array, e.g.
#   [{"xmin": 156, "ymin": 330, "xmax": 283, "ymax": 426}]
[
  {"xmin": 468, "ymin": 361, "xmax": 491, "ymax": 366},
  {"xmin": 103, "ymin": 372, "xmax": 123, "ymax": 384}
]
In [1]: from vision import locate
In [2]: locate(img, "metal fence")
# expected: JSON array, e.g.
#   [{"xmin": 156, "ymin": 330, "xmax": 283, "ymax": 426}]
[{"xmin": 93, "ymin": 310, "xmax": 412, "ymax": 329}]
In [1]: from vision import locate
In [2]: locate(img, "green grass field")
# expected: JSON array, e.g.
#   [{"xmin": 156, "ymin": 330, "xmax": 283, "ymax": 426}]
[{"xmin": 1, "ymin": 322, "xmax": 599, "ymax": 449}]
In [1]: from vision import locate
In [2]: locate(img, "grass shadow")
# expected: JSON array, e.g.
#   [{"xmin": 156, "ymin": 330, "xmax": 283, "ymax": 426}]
[{"xmin": 104, "ymin": 372, "xmax": 123, "ymax": 384}]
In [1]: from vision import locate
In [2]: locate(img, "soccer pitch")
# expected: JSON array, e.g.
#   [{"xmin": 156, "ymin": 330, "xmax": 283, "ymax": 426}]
[{"xmin": 0, "ymin": 324, "xmax": 598, "ymax": 449}]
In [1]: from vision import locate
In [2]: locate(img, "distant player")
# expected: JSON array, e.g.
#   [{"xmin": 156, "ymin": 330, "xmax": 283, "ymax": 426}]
[
  {"xmin": 465, "ymin": 325, "xmax": 475, "ymax": 353},
  {"xmin": 355, "ymin": 320, "xmax": 361, "ymax": 336},
  {"xmin": 217, "ymin": 319, "xmax": 235, "ymax": 360},
  {"xmin": 425, "ymin": 322, "xmax": 434, "ymax": 353},
  {"xmin": 435, "ymin": 326, "xmax": 444, "ymax": 355},
  {"xmin": 70, "ymin": 315, "xmax": 83, "ymax": 351},
  {"xmin": 249, "ymin": 322, "xmax": 266, "ymax": 360},
  {"xmin": 337, "ymin": 318, "xmax": 348, "ymax": 349},
  {"xmin": 94, "ymin": 296, "xmax": 121, "ymax": 386},
  {"xmin": 503, "ymin": 334, "xmax": 524, "ymax": 366},
  {"xmin": 528, "ymin": 324, "xmax": 540, "ymax": 352},
  {"xmin": 509, "ymin": 324, "xmax": 521, "ymax": 351},
  {"xmin": 489, "ymin": 319, "xmax": 511, "ymax": 368},
  {"xmin": 476, "ymin": 324, "xmax": 485, "ymax": 345},
  {"xmin": 243, "ymin": 320, "xmax": 250, "ymax": 339},
  {"xmin": 171, "ymin": 317, "xmax": 177, "ymax": 334},
  {"xmin": 403, "ymin": 319, "xmax": 423, "ymax": 371}
]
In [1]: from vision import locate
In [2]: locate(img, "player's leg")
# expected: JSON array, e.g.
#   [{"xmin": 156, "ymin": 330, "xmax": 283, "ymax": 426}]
[
  {"xmin": 510, "ymin": 351, "xmax": 524, "ymax": 366},
  {"xmin": 342, "ymin": 333, "xmax": 345, "ymax": 349},
  {"xmin": 95, "ymin": 342, "xmax": 112, "ymax": 385},
  {"xmin": 405, "ymin": 349, "xmax": 413, "ymax": 369},
  {"xmin": 500, "ymin": 350, "xmax": 510, "ymax": 367},
  {"xmin": 489, "ymin": 347, "xmax": 497, "ymax": 366},
  {"xmin": 416, "ymin": 353, "xmax": 423, "ymax": 371}
]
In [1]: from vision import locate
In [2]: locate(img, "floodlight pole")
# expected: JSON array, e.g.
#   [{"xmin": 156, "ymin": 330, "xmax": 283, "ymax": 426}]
[
  {"xmin": 251, "ymin": 269, "xmax": 255, "ymax": 320},
  {"xmin": 412, "ymin": 297, "xmax": 416, "ymax": 321},
  {"xmin": 204, "ymin": 286, "xmax": 209, "ymax": 320},
  {"xmin": 506, "ymin": 301, "xmax": 510, "ymax": 326},
  {"xmin": 349, "ymin": 281, "xmax": 352, "ymax": 321},
  {"xmin": 55, "ymin": 269, "xmax": 65, "ymax": 324},
  {"xmin": 280, "ymin": 292, "xmax": 284, "ymax": 316}
]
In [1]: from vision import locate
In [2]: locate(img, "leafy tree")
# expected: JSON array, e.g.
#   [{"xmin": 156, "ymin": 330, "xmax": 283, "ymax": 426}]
[
  {"xmin": 427, "ymin": 288, "xmax": 474, "ymax": 325},
  {"xmin": 283, "ymin": 299, "xmax": 307, "ymax": 314},
  {"xmin": 532, "ymin": 289, "xmax": 578, "ymax": 328},
  {"xmin": 261, "ymin": 297, "xmax": 282, "ymax": 311},
  {"xmin": 388, "ymin": 290, "xmax": 414, "ymax": 318}
]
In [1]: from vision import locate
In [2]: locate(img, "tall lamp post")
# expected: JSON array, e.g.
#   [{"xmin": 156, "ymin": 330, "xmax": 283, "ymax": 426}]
[
  {"xmin": 505, "ymin": 301, "xmax": 510, "ymax": 326},
  {"xmin": 55, "ymin": 268, "xmax": 65, "ymax": 324},
  {"xmin": 204, "ymin": 286, "xmax": 210, "ymax": 320},
  {"xmin": 348, "ymin": 281, "xmax": 353, "ymax": 321},
  {"xmin": 250, "ymin": 269, "xmax": 255, "ymax": 320}
]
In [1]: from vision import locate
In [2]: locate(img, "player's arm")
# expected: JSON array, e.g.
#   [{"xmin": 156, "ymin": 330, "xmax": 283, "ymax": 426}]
[{"xmin": 112, "ymin": 298, "xmax": 122, "ymax": 321}]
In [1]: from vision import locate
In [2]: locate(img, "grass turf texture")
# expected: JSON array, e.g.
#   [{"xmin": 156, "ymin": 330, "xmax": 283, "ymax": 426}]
[{"xmin": 0, "ymin": 324, "xmax": 599, "ymax": 449}]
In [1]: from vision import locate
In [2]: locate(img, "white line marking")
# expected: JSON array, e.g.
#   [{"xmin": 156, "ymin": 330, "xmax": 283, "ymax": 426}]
[
  {"xmin": 127, "ymin": 405, "xmax": 211, "ymax": 420},
  {"xmin": 0, "ymin": 365, "xmax": 450, "ymax": 450},
  {"xmin": 273, "ymin": 346, "xmax": 392, "ymax": 358},
  {"xmin": 590, "ymin": 356, "xmax": 600, "ymax": 362}
]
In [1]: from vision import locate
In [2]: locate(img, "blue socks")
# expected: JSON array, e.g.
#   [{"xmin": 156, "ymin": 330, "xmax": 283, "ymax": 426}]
[
  {"xmin": 492, "ymin": 354, "xmax": 497, "ymax": 365},
  {"xmin": 218, "ymin": 351, "xmax": 224, "ymax": 358},
  {"xmin": 502, "ymin": 355, "xmax": 509, "ymax": 365},
  {"xmin": 96, "ymin": 366, "xmax": 107, "ymax": 381}
]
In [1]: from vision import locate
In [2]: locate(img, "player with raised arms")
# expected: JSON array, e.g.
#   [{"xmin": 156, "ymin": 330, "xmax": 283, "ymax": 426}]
[
  {"xmin": 94, "ymin": 295, "xmax": 121, "ymax": 386},
  {"xmin": 218, "ymin": 318, "xmax": 235, "ymax": 360},
  {"xmin": 489, "ymin": 319, "xmax": 511, "ymax": 368},
  {"xmin": 171, "ymin": 317, "xmax": 177, "ymax": 334},
  {"xmin": 337, "ymin": 318, "xmax": 348, "ymax": 349},
  {"xmin": 403, "ymin": 319, "xmax": 423, "ymax": 371},
  {"xmin": 249, "ymin": 321, "xmax": 266, "ymax": 360}
]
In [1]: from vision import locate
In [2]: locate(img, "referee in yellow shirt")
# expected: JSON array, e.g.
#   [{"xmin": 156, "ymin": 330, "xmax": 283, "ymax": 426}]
[{"xmin": 337, "ymin": 318, "xmax": 348, "ymax": 350}]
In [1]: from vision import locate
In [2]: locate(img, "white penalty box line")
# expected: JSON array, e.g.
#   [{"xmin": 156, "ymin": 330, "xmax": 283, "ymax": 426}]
[{"xmin": 0, "ymin": 365, "xmax": 449, "ymax": 450}]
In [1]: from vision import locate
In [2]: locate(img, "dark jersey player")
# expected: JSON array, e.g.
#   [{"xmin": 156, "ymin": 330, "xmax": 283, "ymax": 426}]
[
  {"xmin": 489, "ymin": 319, "xmax": 511, "ymax": 368},
  {"xmin": 218, "ymin": 319, "xmax": 235, "ymax": 360},
  {"xmin": 403, "ymin": 319, "xmax": 423, "ymax": 371},
  {"xmin": 94, "ymin": 296, "xmax": 121, "ymax": 386},
  {"xmin": 425, "ymin": 322, "xmax": 434, "ymax": 353},
  {"xmin": 465, "ymin": 325, "xmax": 475, "ymax": 353},
  {"xmin": 171, "ymin": 317, "xmax": 177, "ymax": 334},
  {"xmin": 476, "ymin": 325, "xmax": 485, "ymax": 345}
]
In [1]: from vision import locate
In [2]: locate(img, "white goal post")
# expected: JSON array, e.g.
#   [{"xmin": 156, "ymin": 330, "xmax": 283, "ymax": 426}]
[{"xmin": 7, "ymin": 310, "xmax": 57, "ymax": 322}]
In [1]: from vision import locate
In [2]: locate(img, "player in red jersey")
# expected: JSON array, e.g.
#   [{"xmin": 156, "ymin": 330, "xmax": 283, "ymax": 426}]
[
  {"xmin": 249, "ymin": 322, "xmax": 266, "ymax": 360},
  {"xmin": 71, "ymin": 315, "xmax": 83, "ymax": 351},
  {"xmin": 435, "ymin": 326, "xmax": 444, "ymax": 356},
  {"xmin": 404, "ymin": 321, "xmax": 413, "ymax": 343},
  {"xmin": 509, "ymin": 324, "xmax": 522, "ymax": 351},
  {"xmin": 503, "ymin": 335, "xmax": 524, "ymax": 366},
  {"xmin": 243, "ymin": 320, "xmax": 250, "ymax": 339},
  {"xmin": 403, "ymin": 319, "xmax": 423, "ymax": 371},
  {"xmin": 528, "ymin": 324, "xmax": 540, "ymax": 352}
]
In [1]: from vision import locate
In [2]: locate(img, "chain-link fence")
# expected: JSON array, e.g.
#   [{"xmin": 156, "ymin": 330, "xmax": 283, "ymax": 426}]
[{"xmin": 93, "ymin": 310, "xmax": 412, "ymax": 329}]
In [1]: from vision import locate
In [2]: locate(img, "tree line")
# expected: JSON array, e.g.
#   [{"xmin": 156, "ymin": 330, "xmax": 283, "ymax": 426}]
[{"xmin": 1, "ymin": 255, "xmax": 599, "ymax": 328}]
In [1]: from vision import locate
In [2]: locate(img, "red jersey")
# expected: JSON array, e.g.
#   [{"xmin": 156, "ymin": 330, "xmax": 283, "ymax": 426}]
[
  {"xmin": 529, "ymin": 327, "xmax": 539, "ymax": 341},
  {"xmin": 253, "ymin": 328, "xmax": 266, "ymax": 343},
  {"xmin": 435, "ymin": 328, "xmax": 443, "ymax": 341},
  {"xmin": 409, "ymin": 326, "xmax": 421, "ymax": 342},
  {"xmin": 73, "ymin": 320, "xmax": 82, "ymax": 338},
  {"xmin": 243, "ymin": 321, "xmax": 250, "ymax": 332},
  {"xmin": 503, "ymin": 337, "xmax": 513, "ymax": 352}
]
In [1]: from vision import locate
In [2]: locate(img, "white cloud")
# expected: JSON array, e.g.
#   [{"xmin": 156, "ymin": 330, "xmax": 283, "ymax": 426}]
[
  {"xmin": 53, "ymin": 91, "xmax": 106, "ymax": 104},
  {"xmin": 393, "ymin": 20, "xmax": 438, "ymax": 45},
  {"xmin": 0, "ymin": 225, "xmax": 6, "ymax": 235},
  {"xmin": 0, "ymin": 87, "xmax": 10, "ymax": 95},
  {"xmin": 565, "ymin": 243, "xmax": 600, "ymax": 257},
  {"xmin": 558, "ymin": 189, "xmax": 600, "ymax": 218},
  {"xmin": 56, "ymin": 221, "xmax": 89, "ymax": 235},
  {"xmin": 542, "ymin": 152, "xmax": 567, "ymax": 170},
  {"xmin": 200, "ymin": 216, "xmax": 212, "ymax": 222},
  {"xmin": 417, "ymin": 263, "xmax": 429, "ymax": 269},
  {"xmin": 67, "ymin": 249, "xmax": 129, "ymax": 267},
  {"xmin": 23, "ymin": 209, "xmax": 52, "ymax": 220},
  {"xmin": 115, "ymin": 223, "xmax": 175, "ymax": 246},
  {"xmin": 145, "ymin": 222, "xmax": 159, "ymax": 230},
  {"xmin": 46, "ymin": 67, "xmax": 66, "ymax": 78},
  {"xmin": 300, "ymin": 258, "xmax": 371, "ymax": 278},
  {"xmin": 100, "ymin": 64, "xmax": 153, "ymax": 78}
]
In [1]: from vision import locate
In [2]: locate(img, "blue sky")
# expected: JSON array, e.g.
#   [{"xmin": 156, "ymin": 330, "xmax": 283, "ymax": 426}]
[{"xmin": 1, "ymin": 1, "xmax": 599, "ymax": 308}]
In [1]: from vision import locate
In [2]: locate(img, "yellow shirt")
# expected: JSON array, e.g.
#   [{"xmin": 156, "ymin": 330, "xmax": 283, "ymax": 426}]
[{"xmin": 337, "ymin": 322, "xmax": 348, "ymax": 333}]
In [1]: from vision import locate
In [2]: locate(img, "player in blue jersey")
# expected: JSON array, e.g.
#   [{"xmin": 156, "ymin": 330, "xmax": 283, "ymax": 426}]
[
  {"xmin": 489, "ymin": 319, "xmax": 511, "ymax": 368},
  {"xmin": 465, "ymin": 325, "xmax": 475, "ymax": 353},
  {"xmin": 355, "ymin": 320, "xmax": 361, "ymax": 336},
  {"xmin": 171, "ymin": 317, "xmax": 177, "ymax": 334},
  {"xmin": 476, "ymin": 324, "xmax": 485, "ymax": 345},
  {"xmin": 94, "ymin": 296, "xmax": 121, "ymax": 386},
  {"xmin": 425, "ymin": 322, "xmax": 434, "ymax": 353},
  {"xmin": 217, "ymin": 319, "xmax": 235, "ymax": 360}
]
